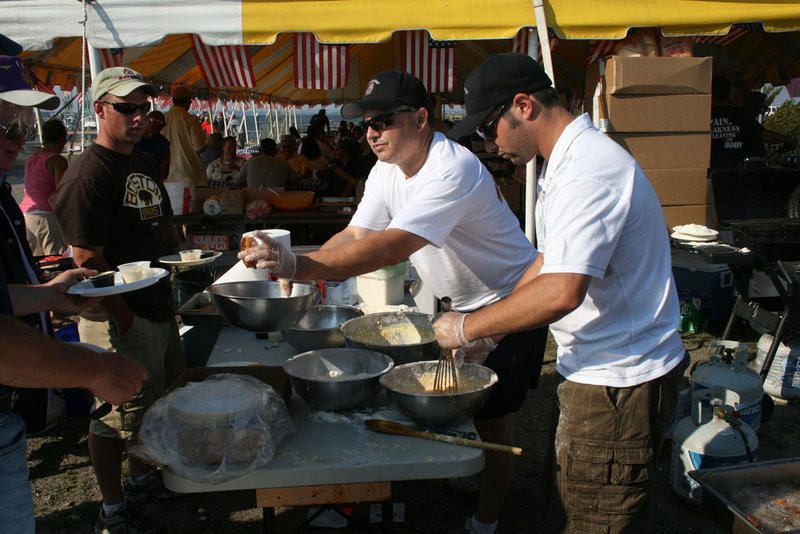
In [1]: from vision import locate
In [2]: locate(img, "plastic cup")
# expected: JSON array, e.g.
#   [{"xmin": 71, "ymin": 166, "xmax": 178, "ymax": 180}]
[
  {"xmin": 179, "ymin": 249, "xmax": 203, "ymax": 262},
  {"xmin": 118, "ymin": 261, "xmax": 151, "ymax": 283}
]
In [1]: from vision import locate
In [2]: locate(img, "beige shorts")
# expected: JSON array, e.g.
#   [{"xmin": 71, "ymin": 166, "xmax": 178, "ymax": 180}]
[
  {"xmin": 79, "ymin": 315, "xmax": 185, "ymax": 440},
  {"xmin": 24, "ymin": 212, "xmax": 65, "ymax": 256}
]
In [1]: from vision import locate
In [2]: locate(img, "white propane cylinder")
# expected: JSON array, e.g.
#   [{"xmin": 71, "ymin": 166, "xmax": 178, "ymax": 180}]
[
  {"xmin": 692, "ymin": 341, "xmax": 764, "ymax": 432},
  {"xmin": 670, "ymin": 388, "xmax": 759, "ymax": 504},
  {"xmin": 755, "ymin": 334, "xmax": 800, "ymax": 401}
]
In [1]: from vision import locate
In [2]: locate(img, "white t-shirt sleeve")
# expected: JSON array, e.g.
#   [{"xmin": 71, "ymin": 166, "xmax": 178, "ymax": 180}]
[
  {"xmin": 540, "ymin": 170, "xmax": 633, "ymax": 278},
  {"xmin": 348, "ymin": 166, "xmax": 392, "ymax": 231}
]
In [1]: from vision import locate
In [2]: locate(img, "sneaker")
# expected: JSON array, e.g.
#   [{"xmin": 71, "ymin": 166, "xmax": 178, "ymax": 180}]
[
  {"xmin": 95, "ymin": 502, "xmax": 164, "ymax": 534},
  {"xmin": 122, "ymin": 470, "xmax": 174, "ymax": 501},
  {"xmin": 464, "ymin": 515, "xmax": 499, "ymax": 534}
]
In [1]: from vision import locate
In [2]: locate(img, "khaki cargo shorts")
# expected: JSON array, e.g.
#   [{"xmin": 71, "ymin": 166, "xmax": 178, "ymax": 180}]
[{"xmin": 79, "ymin": 315, "xmax": 185, "ymax": 441}]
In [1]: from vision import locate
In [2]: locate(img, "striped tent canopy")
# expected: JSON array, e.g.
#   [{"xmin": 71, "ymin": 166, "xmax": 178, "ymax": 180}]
[{"xmin": 4, "ymin": 0, "xmax": 800, "ymax": 104}]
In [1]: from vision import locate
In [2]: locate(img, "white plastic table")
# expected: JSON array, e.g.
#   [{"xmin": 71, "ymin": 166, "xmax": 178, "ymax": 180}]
[{"xmin": 163, "ymin": 326, "xmax": 485, "ymax": 532}]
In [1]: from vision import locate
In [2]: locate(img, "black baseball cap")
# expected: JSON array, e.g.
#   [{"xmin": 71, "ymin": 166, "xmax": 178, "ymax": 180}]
[
  {"xmin": 341, "ymin": 70, "xmax": 428, "ymax": 119},
  {"xmin": 447, "ymin": 53, "xmax": 553, "ymax": 140}
]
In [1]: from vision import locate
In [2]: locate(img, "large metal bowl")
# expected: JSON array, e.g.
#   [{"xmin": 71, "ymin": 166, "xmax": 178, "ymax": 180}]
[
  {"xmin": 207, "ymin": 281, "xmax": 318, "ymax": 332},
  {"xmin": 379, "ymin": 361, "xmax": 498, "ymax": 427},
  {"xmin": 339, "ymin": 311, "xmax": 440, "ymax": 365},
  {"xmin": 285, "ymin": 305, "xmax": 364, "ymax": 352},
  {"xmin": 283, "ymin": 348, "xmax": 394, "ymax": 411}
]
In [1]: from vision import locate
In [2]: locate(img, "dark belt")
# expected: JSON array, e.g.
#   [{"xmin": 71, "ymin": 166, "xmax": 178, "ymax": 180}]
[{"xmin": 0, "ymin": 392, "xmax": 17, "ymax": 412}]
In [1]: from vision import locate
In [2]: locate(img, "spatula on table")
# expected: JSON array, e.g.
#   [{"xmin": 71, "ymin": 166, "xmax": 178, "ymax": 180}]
[{"xmin": 365, "ymin": 419, "xmax": 522, "ymax": 455}]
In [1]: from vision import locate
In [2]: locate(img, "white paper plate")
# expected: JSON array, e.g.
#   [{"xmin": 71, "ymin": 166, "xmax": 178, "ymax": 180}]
[
  {"xmin": 672, "ymin": 224, "xmax": 718, "ymax": 239},
  {"xmin": 670, "ymin": 231, "xmax": 717, "ymax": 242},
  {"xmin": 67, "ymin": 268, "xmax": 169, "ymax": 297},
  {"xmin": 158, "ymin": 251, "xmax": 222, "ymax": 267}
]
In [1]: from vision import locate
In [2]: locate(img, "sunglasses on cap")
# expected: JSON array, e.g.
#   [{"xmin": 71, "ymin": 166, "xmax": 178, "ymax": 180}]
[
  {"xmin": 98, "ymin": 100, "xmax": 151, "ymax": 115},
  {"xmin": 476, "ymin": 101, "xmax": 511, "ymax": 141},
  {"xmin": 0, "ymin": 121, "xmax": 31, "ymax": 142},
  {"xmin": 0, "ymin": 102, "xmax": 34, "ymax": 142},
  {"xmin": 363, "ymin": 108, "xmax": 417, "ymax": 132}
]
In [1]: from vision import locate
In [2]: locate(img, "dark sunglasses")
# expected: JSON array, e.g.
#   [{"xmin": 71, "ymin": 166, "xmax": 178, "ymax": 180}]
[
  {"xmin": 476, "ymin": 101, "xmax": 511, "ymax": 141},
  {"xmin": 364, "ymin": 108, "xmax": 416, "ymax": 132},
  {"xmin": 0, "ymin": 122, "xmax": 32, "ymax": 142},
  {"xmin": 99, "ymin": 100, "xmax": 151, "ymax": 115}
]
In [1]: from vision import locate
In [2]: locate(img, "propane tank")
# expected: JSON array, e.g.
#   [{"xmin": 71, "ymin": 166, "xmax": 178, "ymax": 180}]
[
  {"xmin": 670, "ymin": 388, "xmax": 759, "ymax": 504},
  {"xmin": 755, "ymin": 333, "xmax": 800, "ymax": 402},
  {"xmin": 692, "ymin": 340, "xmax": 764, "ymax": 432}
]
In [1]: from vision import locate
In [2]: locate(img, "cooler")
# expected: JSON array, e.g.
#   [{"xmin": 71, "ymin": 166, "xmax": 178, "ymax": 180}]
[{"xmin": 672, "ymin": 249, "xmax": 736, "ymax": 322}]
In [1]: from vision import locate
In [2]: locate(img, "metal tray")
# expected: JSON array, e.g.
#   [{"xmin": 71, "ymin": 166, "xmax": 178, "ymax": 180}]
[
  {"xmin": 690, "ymin": 457, "xmax": 800, "ymax": 533},
  {"xmin": 178, "ymin": 291, "xmax": 229, "ymax": 326}
]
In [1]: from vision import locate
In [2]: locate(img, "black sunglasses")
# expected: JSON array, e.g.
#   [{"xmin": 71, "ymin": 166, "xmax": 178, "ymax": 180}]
[
  {"xmin": 364, "ymin": 108, "xmax": 417, "ymax": 132},
  {"xmin": 99, "ymin": 100, "xmax": 151, "ymax": 115},
  {"xmin": 476, "ymin": 101, "xmax": 511, "ymax": 141},
  {"xmin": 0, "ymin": 122, "xmax": 31, "ymax": 142}
]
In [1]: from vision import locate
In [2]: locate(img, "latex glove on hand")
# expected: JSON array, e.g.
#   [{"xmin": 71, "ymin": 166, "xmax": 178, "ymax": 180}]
[
  {"xmin": 432, "ymin": 311, "xmax": 469, "ymax": 349},
  {"xmin": 433, "ymin": 312, "xmax": 497, "ymax": 365},
  {"xmin": 237, "ymin": 231, "xmax": 297, "ymax": 279},
  {"xmin": 458, "ymin": 337, "xmax": 497, "ymax": 365}
]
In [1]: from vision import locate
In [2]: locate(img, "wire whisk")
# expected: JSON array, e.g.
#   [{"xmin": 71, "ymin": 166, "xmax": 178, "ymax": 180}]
[{"xmin": 433, "ymin": 296, "xmax": 458, "ymax": 394}]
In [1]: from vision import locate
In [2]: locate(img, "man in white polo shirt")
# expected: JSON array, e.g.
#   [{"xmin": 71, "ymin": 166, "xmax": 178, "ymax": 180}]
[{"xmin": 434, "ymin": 53, "xmax": 688, "ymax": 533}]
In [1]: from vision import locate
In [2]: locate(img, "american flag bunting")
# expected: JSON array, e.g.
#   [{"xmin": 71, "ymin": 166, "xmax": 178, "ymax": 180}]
[
  {"xmin": 190, "ymin": 35, "xmax": 256, "ymax": 89},
  {"xmin": 98, "ymin": 48, "xmax": 124, "ymax": 70},
  {"xmin": 511, "ymin": 28, "xmax": 559, "ymax": 62},
  {"xmin": 293, "ymin": 32, "xmax": 350, "ymax": 90},
  {"xmin": 402, "ymin": 30, "xmax": 456, "ymax": 93}
]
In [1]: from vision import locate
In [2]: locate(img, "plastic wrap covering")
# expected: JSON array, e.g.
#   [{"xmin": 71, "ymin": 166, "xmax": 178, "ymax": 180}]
[{"xmin": 133, "ymin": 373, "xmax": 295, "ymax": 484}]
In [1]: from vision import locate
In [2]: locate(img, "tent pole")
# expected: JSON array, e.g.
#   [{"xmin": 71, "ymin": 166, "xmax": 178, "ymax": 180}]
[
  {"xmin": 251, "ymin": 99, "xmax": 259, "ymax": 141},
  {"xmin": 523, "ymin": 28, "xmax": 538, "ymax": 243},
  {"xmin": 526, "ymin": 0, "xmax": 555, "ymax": 244}
]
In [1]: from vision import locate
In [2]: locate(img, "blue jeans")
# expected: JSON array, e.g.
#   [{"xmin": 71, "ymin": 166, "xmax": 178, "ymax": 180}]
[{"xmin": 0, "ymin": 412, "xmax": 34, "ymax": 534}]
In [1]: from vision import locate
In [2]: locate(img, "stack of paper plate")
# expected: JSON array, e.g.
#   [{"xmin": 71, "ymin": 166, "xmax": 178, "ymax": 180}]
[{"xmin": 671, "ymin": 224, "xmax": 719, "ymax": 242}]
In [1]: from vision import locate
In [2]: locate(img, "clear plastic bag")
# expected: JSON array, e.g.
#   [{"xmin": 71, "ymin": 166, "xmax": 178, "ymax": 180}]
[{"xmin": 132, "ymin": 373, "xmax": 295, "ymax": 484}]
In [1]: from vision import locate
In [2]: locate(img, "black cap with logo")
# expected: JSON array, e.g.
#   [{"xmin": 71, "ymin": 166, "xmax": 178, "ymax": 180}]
[
  {"xmin": 341, "ymin": 70, "xmax": 428, "ymax": 119},
  {"xmin": 447, "ymin": 53, "xmax": 553, "ymax": 140}
]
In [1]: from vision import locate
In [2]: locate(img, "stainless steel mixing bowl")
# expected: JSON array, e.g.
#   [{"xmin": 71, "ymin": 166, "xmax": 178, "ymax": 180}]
[
  {"xmin": 285, "ymin": 305, "xmax": 363, "ymax": 352},
  {"xmin": 207, "ymin": 281, "xmax": 318, "ymax": 332},
  {"xmin": 339, "ymin": 311, "xmax": 440, "ymax": 365},
  {"xmin": 379, "ymin": 361, "xmax": 498, "ymax": 427},
  {"xmin": 283, "ymin": 348, "xmax": 394, "ymax": 411}
]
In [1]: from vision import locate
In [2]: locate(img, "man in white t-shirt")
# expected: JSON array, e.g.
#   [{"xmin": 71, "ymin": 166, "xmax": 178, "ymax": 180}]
[
  {"xmin": 239, "ymin": 70, "xmax": 547, "ymax": 534},
  {"xmin": 435, "ymin": 53, "xmax": 688, "ymax": 533}
]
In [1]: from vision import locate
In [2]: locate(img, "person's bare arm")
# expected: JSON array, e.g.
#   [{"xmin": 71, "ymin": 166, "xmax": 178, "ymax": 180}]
[
  {"xmin": 463, "ymin": 271, "xmax": 591, "ymax": 342},
  {"xmin": 294, "ymin": 228, "xmax": 426, "ymax": 280},
  {"xmin": 72, "ymin": 245, "xmax": 135, "ymax": 335},
  {"xmin": 240, "ymin": 227, "xmax": 426, "ymax": 281},
  {"xmin": 319, "ymin": 225, "xmax": 375, "ymax": 250},
  {"xmin": 512, "ymin": 252, "xmax": 544, "ymax": 292},
  {"xmin": 8, "ymin": 268, "xmax": 100, "ymax": 316},
  {"xmin": 46, "ymin": 154, "xmax": 69, "ymax": 186},
  {"xmin": 0, "ymin": 316, "xmax": 147, "ymax": 405}
]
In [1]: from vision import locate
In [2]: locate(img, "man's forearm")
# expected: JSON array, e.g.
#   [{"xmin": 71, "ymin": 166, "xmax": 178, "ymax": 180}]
[{"xmin": 0, "ymin": 316, "xmax": 104, "ymax": 389}]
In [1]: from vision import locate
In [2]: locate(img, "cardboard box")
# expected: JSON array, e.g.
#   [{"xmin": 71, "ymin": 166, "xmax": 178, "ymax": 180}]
[
  {"xmin": 610, "ymin": 132, "xmax": 710, "ymax": 169},
  {"xmin": 593, "ymin": 94, "xmax": 711, "ymax": 132},
  {"xmin": 168, "ymin": 366, "xmax": 292, "ymax": 402},
  {"xmin": 644, "ymin": 168, "xmax": 708, "ymax": 206},
  {"xmin": 662, "ymin": 204, "xmax": 709, "ymax": 230},
  {"xmin": 585, "ymin": 56, "xmax": 712, "ymax": 97}
]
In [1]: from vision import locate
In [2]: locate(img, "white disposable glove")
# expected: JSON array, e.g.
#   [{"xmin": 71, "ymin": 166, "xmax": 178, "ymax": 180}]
[
  {"xmin": 433, "ymin": 312, "xmax": 498, "ymax": 365},
  {"xmin": 238, "ymin": 231, "xmax": 297, "ymax": 279}
]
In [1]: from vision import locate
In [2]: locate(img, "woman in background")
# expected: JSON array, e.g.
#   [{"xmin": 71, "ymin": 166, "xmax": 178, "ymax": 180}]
[{"xmin": 19, "ymin": 118, "xmax": 68, "ymax": 256}]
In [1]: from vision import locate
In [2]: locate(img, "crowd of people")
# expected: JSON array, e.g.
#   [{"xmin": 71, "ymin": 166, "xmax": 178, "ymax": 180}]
[{"xmin": 4, "ymin": 23, "xmax": 799, "ymax": 534}]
